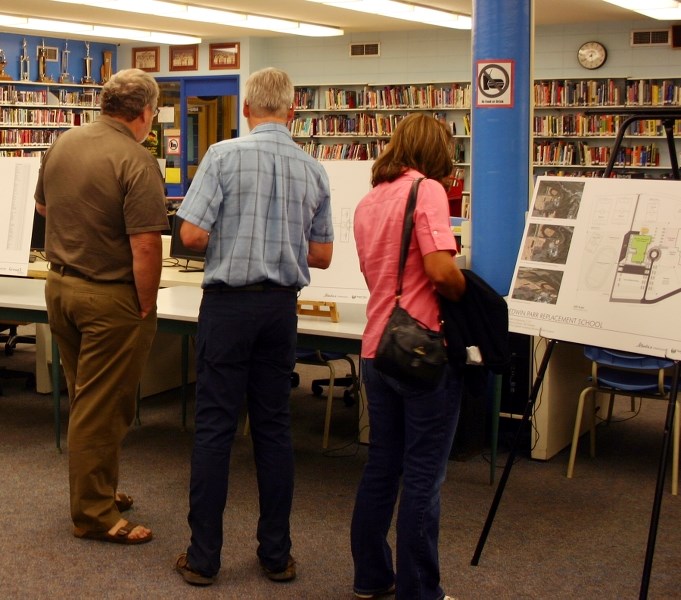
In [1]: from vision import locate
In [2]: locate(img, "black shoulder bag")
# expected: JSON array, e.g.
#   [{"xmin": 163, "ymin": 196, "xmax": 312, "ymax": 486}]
[{"xmin": 373, "ymin": 178, "xmax": 448, "ymax": 387}]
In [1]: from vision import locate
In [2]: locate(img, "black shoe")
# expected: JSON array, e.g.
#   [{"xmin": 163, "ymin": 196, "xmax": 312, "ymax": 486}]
[
  {"xmin": 260, "ymin": 555, "xmax": 296, "ymax": 582},
  {"xmin": 175, "ymin": 553, "xmax": 215, "ymax": 586}
]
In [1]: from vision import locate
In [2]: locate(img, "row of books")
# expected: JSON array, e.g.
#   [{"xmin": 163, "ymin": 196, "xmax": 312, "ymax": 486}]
[
  {"xmin": 0, "ymin": 149, "xmax": 46, "ymax": 157},
  {"xmin": 534, "ymin": 78, "xmax": 681, "ymax": 108},
  {"xmin": 534, "ymin": 140, "xmax": 660, "ymax": 167},
  {"xmin": 295, "ymin": 139, "xmax": 467, "ymax": 165},
  {"xmin": 534, "ymin": 79, "xmax": 622, "ymax": 107},
  {"xmin": 0, "ymin": 128, "xmax": 59, "ymax": 146},
  {"xmin": 291, "ymin": 113, "xmax": 471, "ymax": 141},
  {"xmin": 57, "ymin": 89, "xmax": 100, "ymax": 107},
  {"xmin": 626, "ymin": 79, "xmax": 681, "ymax": 106},
  {"xmin": 533, "ymin": 114, "xmax": 681, "ymax": 137},
  {"xmin": 296, "ymin": 84, "xmax": 472, "ymax": 111},
  {"xmin": 537, "ymin": 169, "xmax": 662, "ymax": 179},
  {"xmin": 290, "ymin": 114, "xmax": 407, "ymax": 137},
  {"xmin": 0, "ymin": 88, "xmax": 48, "ymax": 105},
  {"xmin": 0, "ymin": 87, "xmax": 100, "ymax": 108},
  {"xmin": 296, "ymin": 140, "xmax": 388, "ymax": 161},
  {"xmin": 0, "ymin": 108, "xmax": 77, "ymax": 127},
  {"xmin": 294, "ymin": 88, "xmax": 316, "ymax": 110}
]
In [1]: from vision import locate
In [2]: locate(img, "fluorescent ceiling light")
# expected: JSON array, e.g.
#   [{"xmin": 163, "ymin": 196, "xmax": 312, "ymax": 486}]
[
  {"xmin": 601, "ymin": 0, "xmax": 681, "ymax": 20},
  {"xmin": 0, "ymin": 14, "xmax": 201, "ymax": 43},
  {"xmin": 49, "ymin": 0, "xmax": 344, "ymax": 37},
  {"xmin": 306, "ymin": 0, "xmax": 471, "ymax": 29}
]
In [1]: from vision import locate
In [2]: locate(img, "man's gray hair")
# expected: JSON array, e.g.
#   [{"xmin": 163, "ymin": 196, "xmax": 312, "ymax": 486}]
[
  {"xmin": 100, "ymin": 68, "xmax": 159, "ymax": 121},
  {"xmin": 244, "ymin": 67, "xmax": 294, "ymax": 119}
]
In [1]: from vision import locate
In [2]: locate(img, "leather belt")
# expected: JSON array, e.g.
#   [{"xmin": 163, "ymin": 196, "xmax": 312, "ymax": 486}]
[
  {"xmin": 204, "ymin": 282, "xmax": 299, "ymax": 293},
  {"xmin": 50, "ymin": 263, "xmax": 133, "ymax": 285}
]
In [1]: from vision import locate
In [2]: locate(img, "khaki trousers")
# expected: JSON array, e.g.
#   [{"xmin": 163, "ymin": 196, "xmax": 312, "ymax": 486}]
[{"xmin": 45, "ymin": 271, "xmax": 157, "ymax": 532}]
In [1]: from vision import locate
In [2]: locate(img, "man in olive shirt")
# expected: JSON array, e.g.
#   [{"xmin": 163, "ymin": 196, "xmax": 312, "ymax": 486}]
[{"xmin": 34, "ymin": 68, "xmax": 168, "ymax": 545}]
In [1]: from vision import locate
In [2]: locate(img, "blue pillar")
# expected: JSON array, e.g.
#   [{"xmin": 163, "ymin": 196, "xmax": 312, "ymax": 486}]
[{"xmin": 471, "ymin": 0, "xmax": 532, "ymax": 295}]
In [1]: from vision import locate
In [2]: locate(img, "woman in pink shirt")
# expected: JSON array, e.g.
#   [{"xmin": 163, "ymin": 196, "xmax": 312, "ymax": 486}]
[{"xmin": 351, "ymin": 114, "xmax": 466, "ymax": 600}]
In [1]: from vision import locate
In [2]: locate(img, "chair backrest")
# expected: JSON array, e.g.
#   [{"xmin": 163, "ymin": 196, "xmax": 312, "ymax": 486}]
[
  {"xmin": 584, "ymin": 346, "xmax": 674, "ymax": 370},
  {"xmin": 584, "ymin": 345, "xmax": 673, "ymax": 395}
]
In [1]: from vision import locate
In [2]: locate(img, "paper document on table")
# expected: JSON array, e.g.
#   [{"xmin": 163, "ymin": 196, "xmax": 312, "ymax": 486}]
[{"xmin": 0, "ymin": 157, "xmax": 41, "ymax": 277}]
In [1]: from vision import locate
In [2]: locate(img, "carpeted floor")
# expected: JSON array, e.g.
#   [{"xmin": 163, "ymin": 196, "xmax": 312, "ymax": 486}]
[{"xmin": 1, "ymin": 335, "xmax": 680, "ymax": 599}]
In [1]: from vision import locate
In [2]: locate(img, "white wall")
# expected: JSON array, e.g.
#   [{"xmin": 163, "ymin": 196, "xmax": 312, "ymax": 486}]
[
  {"xmin": 255, "ymin": 19, "xmax": 680, "ymax": 85},
  {"xmin": 118, "ymin": 19, "xmax": 680, "ymax": 134}
]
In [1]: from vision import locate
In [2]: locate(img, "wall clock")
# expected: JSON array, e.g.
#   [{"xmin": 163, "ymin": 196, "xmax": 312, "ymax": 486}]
[{"xmin": 577, "ymin": 41, "xmax": 607, "ymax": 70}]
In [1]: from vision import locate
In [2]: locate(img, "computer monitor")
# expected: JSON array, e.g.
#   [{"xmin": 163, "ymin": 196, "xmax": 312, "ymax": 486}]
[
  {"xmin": 30, "ymin": 210, "xmax": 46, "ymax": 252},
  {"xmin": 170, "ymin": 215, "xmax": 205, "ymax": 272}
]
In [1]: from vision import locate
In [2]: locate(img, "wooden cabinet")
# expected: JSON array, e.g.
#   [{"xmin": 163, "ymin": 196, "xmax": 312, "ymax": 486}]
[{"xmin": 0, "ymin": 81, "xmax": 101, "ymax": 157}]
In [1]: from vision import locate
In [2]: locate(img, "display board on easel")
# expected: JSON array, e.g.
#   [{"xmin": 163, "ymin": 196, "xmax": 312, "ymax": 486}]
[
  {"xmin": 507, "ymin": 176, "xmax": 681, "ymax": 359},
  {"xmin": 299, "ymin": 160, "xmax": 373, "ymax": 304},
  {"xmin": 0, "ymin": 157, "xmax": 41, "ymax": 277}
]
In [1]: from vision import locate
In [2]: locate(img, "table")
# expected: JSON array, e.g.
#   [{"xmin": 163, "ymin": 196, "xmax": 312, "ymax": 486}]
[
  {"xmin": 0, "ymin": 278, "xmax": 366, "ymax": 448},
  {"xmin": 155, "ymin": 285, "xmax": 365, "ymax": 429}
]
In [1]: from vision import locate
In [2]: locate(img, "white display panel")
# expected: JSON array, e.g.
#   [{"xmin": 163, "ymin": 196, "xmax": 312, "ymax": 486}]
[
  {"xmin": 0, "ymin": 157, "xmax": 41, "ymax": 277},
  {"xmin": 300, "ymin": 160, "xmax": 373, "ymax": 304},
  {"xmin": 508, "ymin": 176, "xmax": 681, "ymax": 358}
]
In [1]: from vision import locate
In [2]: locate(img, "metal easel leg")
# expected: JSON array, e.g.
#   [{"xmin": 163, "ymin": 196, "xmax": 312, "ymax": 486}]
[
  {"xmin": 471, "ymin": 339, "xmax": 557, "ymax": 566},
  {"xmin": 639, "ymin": 361, "xmax": 680, "ymax": 600}
]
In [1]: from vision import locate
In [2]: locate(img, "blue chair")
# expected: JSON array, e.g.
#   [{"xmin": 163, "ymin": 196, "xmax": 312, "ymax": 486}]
[{"xmin": 567, "ymin": 345, "xmax": 679, "ymax": 495}]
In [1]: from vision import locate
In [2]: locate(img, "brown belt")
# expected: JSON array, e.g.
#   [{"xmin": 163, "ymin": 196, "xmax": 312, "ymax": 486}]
[{"xmin": 49, "ymin": 263, "xmax": 133, "ymax": 285}]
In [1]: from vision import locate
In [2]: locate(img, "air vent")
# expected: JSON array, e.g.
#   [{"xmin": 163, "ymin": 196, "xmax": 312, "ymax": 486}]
[
  {"xmin": 349, "ymin": 42, "xmax": 380, "ymax": 57},
  {"xmin": 631, "ymin": 29, "xmax": 670, "ymax": 47}
]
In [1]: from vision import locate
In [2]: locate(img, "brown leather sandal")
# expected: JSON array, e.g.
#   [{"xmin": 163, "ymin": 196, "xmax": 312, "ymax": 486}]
[{"xmin": 73, "ymin": 521, "xmax": 153, "ymax": 545}]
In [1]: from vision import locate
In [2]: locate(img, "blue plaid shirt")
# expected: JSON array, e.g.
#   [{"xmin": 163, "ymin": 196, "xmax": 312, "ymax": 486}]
[{"xmin": 178, "ymin": 123, "xmax": 333, "ymax": 288}]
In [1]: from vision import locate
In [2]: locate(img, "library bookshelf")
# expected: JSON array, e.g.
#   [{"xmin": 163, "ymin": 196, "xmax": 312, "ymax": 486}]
[
  {"xmin": 291, "ymin": 82, "xmax": 472, "ymax": 204},
  {"xmin": 0, "ymin": 81, "xmax": 102, "ymax": 157},
  {"xmin": 532, "ymin": 77, "xmax": 681, "ymax": 179}
]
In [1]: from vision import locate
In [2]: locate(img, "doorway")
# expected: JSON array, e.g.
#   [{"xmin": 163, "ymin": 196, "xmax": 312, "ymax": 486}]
[{"xmin": 156, "ymin": 75, "xmax": 239, "ymax": 195}]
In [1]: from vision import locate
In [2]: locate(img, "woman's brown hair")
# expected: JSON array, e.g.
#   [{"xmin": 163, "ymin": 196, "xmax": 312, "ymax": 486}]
[{"xmin": 370, "ymin": 113, "xmax": 454, "ymax": 187}]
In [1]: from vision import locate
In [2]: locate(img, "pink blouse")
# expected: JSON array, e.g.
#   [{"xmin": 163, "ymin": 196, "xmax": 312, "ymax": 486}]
[{"xmin": 354, "ymin": 169, "xmax": 458, "ymax": 358}]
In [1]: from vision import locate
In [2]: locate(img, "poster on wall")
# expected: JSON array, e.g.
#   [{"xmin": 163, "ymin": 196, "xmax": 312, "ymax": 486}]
[
  {"xmin": 507, "ymin": 176, "xmax": 681, "ymax": 358},
  {"xmin": 0, "ymin": 157, "xmax": 41, "ymax": 277},
  {"xmin": 298, "ymin": 161, "xmax": 372, "ymax": 304}
]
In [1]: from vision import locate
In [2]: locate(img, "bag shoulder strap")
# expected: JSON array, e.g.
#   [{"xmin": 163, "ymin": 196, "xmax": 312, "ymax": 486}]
[{"xmin": 395, "ymin": 177, "xmax": 425, "ymax": 299}]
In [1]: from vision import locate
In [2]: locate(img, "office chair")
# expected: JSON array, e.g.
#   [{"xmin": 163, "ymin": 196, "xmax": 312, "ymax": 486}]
[
  {"xmin": 242, "ymin": 352, "xmax": 358, "ymax": 449},
  {"xmin": 0, "ymin": 323, "xmax": 37, "ymax": 394},
  {"xmin": 1, "ymin": 322, "xmax": 37, "ymax": 356},
  {"xmin": 244, "ymin": 301, "xmax": 360, "ymax": 449},
  {"xmin": 294, "ymin": 348, "xmax": 359, "ymax": 449},
  {"xmin": 567, "ymin": 345, "xmax": 679, "ymax": 495}
]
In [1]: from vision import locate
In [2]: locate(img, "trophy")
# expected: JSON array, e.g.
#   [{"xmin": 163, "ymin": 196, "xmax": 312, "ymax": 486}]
[
  {"xmin": 20, "ymin": 38, "xmax": 30, "ymax": 81},
  {"xmin": 0, "ymin": 49, "xmax": 11, "ymax": 81},
  {"xmin": 81, "ymin": 41, "xmax": 94, "ymax": 84},
  {"xmin": 59, "ymin": 41, "xmax": 73, "ymax": 84},
  {"xmin": 37, "ymin": 40, "xmax": 54, "ymax": 82},
  {"xmin": 100, "ymin": 50, "xmax": 113, "ymax": 84}
]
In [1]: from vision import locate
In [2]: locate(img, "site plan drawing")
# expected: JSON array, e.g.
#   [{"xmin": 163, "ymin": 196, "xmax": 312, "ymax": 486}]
[{"xmin": 508, "ymin": 176, "xmax": 681, "ymax": 358}]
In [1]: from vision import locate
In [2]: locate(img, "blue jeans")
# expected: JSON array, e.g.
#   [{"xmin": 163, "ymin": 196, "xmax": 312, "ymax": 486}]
[
  {"xmin": 186, "ymin": 289, "xmax": 298, "ymax": 577},
  {"xmin": 351, "ymin": 359, "xmax": 462, "ymax": 600}
]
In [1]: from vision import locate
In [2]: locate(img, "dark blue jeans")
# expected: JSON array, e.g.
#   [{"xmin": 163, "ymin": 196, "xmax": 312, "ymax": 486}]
[
  {"xmin": 351, "ymin": 359, "xmax": 462, "ymax": 600},
  {"xmin": 186, "ymin": 289, "xmax": 298, "ymax": 577}
]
